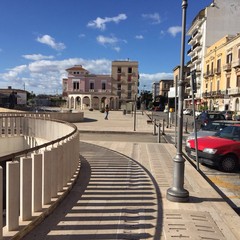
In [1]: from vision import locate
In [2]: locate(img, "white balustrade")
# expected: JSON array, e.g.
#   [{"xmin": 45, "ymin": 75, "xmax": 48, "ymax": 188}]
[{"xmin": 0, "ymin": 116, "xmax": 80, "ymax": 239}]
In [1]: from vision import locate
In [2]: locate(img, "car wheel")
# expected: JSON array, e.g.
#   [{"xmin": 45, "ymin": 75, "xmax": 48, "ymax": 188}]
[{"xmin": 220, "ymin": 155, "xmax": 237, "ymax": 172}]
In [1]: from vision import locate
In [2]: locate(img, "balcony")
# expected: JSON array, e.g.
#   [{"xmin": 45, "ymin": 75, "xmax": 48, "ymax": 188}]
[
  {"xmin": 203, "ymin": 71, "xmax": 214, "ymax": 78},
  {"xmin": 227, "ymin": 87, "xmax": 240, "ymax": 95},
  {"xmin": 232, "ymin": 59, "xmax": 240, "ymax": 68},
  {"xmin": 223, "ymin": 63, "xmax": 232, "ymax": 72},
  {"xmin": 214, "ymin": 68, "xmax": 221, "ymax": 75},
  {"xmin": 192, "ymin": 42, "xmax": 201, "ymax": 51},
  {"xmin": 191, "ymin": 55, "xmax": 198, "ymax": 63}
]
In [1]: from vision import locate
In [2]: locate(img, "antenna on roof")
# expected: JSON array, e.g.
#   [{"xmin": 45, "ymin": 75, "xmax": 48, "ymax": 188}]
[{"xmin": 210, "ymin": 0, "xmax": 215, "ymax": 7}]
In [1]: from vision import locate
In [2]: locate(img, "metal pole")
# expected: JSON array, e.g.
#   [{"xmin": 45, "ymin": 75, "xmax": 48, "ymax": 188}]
[
  {"xmin": 175, "ymin": 76, "xmax": 178, "ymax": 146},
  {"xmin": 167, "ymin": 0, "xmax": 189, "ymax": 202},
  {"xmin": 134, "ymin": 95, "xmax": 137, "ymax": 131},
  {"xmin": 158, "ymin": 123, "xmax": 161, "ymax": 143},
  {"xmin": 191, "ymin": 71, "xmax": 200, "ymax": 171}
]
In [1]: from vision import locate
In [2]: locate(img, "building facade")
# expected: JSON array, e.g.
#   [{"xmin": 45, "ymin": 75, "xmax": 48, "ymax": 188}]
[
  {"xmin": 63, "ymin": 60, "xmax": 139, "ymax": 110},
  {"xmin": 203, "ymin": 34, "xmax": 240, "ymax": 112},
  {"xmin": 186, "ymin": 0, "xmax": 240, "ymax": 109},
  {"xmin": 111, "ymin": 60, "xmax": 139, "ymax": 109},
  {"xmin": 152, "ymin": 82, "xmax": 160, "ymax": 102},
  {"xmin": 63, "ymin": 65, "xmax": 118, "ymax": 110}
]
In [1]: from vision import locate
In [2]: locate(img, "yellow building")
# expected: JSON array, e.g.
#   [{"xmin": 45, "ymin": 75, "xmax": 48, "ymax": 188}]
[
  {"xmin": 111, "ymin": 60, "xmax": 139, "ymax": 109},
  {"xmin": 203, "ymin": 34, "xmax": 240, "ymax": 112}
]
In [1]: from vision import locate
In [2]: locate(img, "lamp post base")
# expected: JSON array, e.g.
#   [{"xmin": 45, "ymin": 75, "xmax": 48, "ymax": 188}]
[{"xmin": 167, "ymin": 187, "xmax": 189, "ymax": 202}]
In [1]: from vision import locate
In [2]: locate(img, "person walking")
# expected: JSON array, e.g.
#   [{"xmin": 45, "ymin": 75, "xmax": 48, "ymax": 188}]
[{"xmin": 105, "ymin": 104, "xmax": 109, "ymax": 120}]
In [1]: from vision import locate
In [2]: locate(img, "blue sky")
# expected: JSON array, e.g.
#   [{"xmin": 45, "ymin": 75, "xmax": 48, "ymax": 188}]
[{"xmin": 0, "ymin": 0, "xmax": 212, "ymax": 95}]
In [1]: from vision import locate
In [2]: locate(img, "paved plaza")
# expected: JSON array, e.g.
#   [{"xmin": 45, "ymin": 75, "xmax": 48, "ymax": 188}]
[{"xmin": 19, "ymin": 110, "xmax": 240, "ymax": 239}]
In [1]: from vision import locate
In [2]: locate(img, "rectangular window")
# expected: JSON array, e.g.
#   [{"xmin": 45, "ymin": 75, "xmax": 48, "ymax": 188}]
[
  {"xmin": 226, "ymin": 53, "xmax": 232, "ymax": 63},
  {"xmin": 127, "ymin": 92, "xmax": 132, "ymax": 99},
  {"xmin": 217, "ymin": 59, "xmax": 221, "ymax": 72},
  {"xmin": 90, "ymin": 82, "xmax": 94, "ymax": 89},
  {"xmin": 237, "ymin": 75, "xmax": 240, "ymax": 87},
  {"xmin": 117, "ymin": 74, "xmax": 121, "ymax": 81},
  {"xmin": 227, "ymin": 77, "xmax": 230, "ymax": 88},
  {"xmin": 207, "ymin": 64, "xmax": 210, "ymax": 74},
  {"xmin": 128, "ymin": 67, "xmax": 132, "ymax": 74},
  {"xmin": 117, "ymin": 84, "xmax": 121, "ymax": 90},
  {"xmin": 211, "ymin": 62, "xmax": 214, "ymax": 74},
  {"xmin": 128, "ymin": 75, "xmax": 132, "ymax": 82},
  {"xmin": 102, "ymin": 82, "xmax": 106, "ymax": 90},
  {"xmin": 117, "ymin": 67, "xmax": 121, "ymax": 73},
  {"xmin": 73, "ymin": 82, "xmax": 79, "ymax": 90},
  {"xmin": 128, "ymin": 84, "xmax": 132, "ymax": 91},
  {"xmin": 217, "ymin": 80, "xmax": 220, "ymax": 91}
]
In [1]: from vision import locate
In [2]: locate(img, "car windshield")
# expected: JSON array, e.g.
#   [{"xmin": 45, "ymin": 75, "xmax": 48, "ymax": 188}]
[
  {"xmin": 214, "ymin": 126, "xmax": 240, "ymax": 140},
  {"xmin": 201, "ymin": 122, "xmax": 223, "ymax": 131}
]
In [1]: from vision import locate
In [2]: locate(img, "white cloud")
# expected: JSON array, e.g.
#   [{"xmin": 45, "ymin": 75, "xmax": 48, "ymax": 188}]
[
  {"xmin": 97, "ymin": 35, "xmax": 119, "ymax": 45},
  {"xmin": 139, "ymin": 72, "xmax": 173, "ymax": 90},
  {"xmin": 0, "ymin": 57, "xmax": 173, "ymax": 95},
  {"xmin": 96, "ymin": 35, "xmax": 126, "ymax": 52},
  {"xmin": 135, "ymin": 35, "xmax": 144, "ymax": 40},
  {"xmin": 142, "ymin": 13, "xmax": 161, "ymax": 24},
  {"xmin": 87, "ymin": 13, "xmax": 127, "ymax": 30},
  {"xmin": 0, "ymin": 58, "xmax": 112, "ymax": 94},
  {"xmin": 22, "ymin": 54, "xmax": 55, "ymax": 61},
  {"xmin": 78, "ymin": 33, "xmax": 86, "ymax": 38},
  {"xmin": 1, "ymin": 65, "xmax": 27, "ymax": 79},
  {"xmin": 167, "ymin": 26, "xmax": 182, "ymax": 37},
  {"xmin": 36, "ymin": 35, "xmax": 66, "ymax": 51},
  {"xmin": 113, "ymin": 47, "xmax": 121, "ymax": 52}
]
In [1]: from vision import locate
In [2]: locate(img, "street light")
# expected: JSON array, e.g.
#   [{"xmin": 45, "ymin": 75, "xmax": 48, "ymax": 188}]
[{"xmin": 166, "ymin": 0, "xmax": 189, "ymax": 202}]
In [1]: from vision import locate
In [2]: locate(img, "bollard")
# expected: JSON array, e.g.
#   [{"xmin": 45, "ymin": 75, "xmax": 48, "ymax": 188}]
[
  {"xmin": 184, "ymin": 118, "xmax": 189, "ymax": 133},
  {"xmin": 158, "ymin": 123, "xmax": 161, "ymax": 143},
  {"xmin": 153, "ymin": 119, "xmax": 157, "ymax": 135},
  {"xmin": 162, "ymin": 119, "xmax": 165, "ymax": 135}
]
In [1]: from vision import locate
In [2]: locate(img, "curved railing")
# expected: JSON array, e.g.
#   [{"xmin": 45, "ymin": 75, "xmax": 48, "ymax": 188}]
[{"xmin": 0, "ymin": 115, "xmax": 80, "ymax": 239}]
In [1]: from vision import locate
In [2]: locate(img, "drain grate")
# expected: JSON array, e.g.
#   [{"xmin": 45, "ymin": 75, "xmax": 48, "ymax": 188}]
[{"xmin": 164, "ymin": 210, "xmax": 225, "ymax": 240}]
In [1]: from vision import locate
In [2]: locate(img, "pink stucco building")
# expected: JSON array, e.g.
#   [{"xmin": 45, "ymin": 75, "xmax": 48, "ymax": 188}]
[{"xmin": 63, "ymin": 65, "xmax": 119, "ymax": 110}]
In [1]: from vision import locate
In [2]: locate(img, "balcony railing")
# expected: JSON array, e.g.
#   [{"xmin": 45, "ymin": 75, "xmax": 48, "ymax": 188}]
[
  {"xmin": 223, "ymin": 63, "xmax": 232, "ymax": 72},
  {"xmin": 232, "ymin": 59, "xmax": 240, "ymax": 68},
  {"xmin": 227, "ymin": 87, "xmax": 240, "ymax": 95},
  {"xmin": 214, "ymin": 68, "xmax": 221, "ymax": 75}
]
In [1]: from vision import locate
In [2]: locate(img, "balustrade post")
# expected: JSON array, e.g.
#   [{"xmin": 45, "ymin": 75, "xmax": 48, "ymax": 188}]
[
  {"xmin": 51, "ymin": 148, "xmax": 58, "ymax": 198},
  {"xmin": 6, "ymin": 161, "xmax": 20, "ymax": 231},
  {"xmin": 20, "ymin": 157, "xmax": 32, "ymax": 221},
  {"xmin": 57, "ymin": 144, "xmax": 64, "ymax": 192},
  {"xmin": 32, "ymin": 153, "xmax": 42, "ymax": 212},
  {"xmin": 42, "ymin": 150, "xmax": 52, "ymax": 205},
  {"xmin": 0, "ymin": 167, "xmax": 2, "ymax": 239}
]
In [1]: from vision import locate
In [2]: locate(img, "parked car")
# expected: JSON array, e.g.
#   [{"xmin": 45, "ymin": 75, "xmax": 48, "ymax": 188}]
[
  {"xmin": 183, "ymin": 108, "xmax": 193, "ymax": 115},
  {"xmin": 195, "ymin": 111, "xmax": 225, "ymax": 130},
  {"xmin": 185, "ymin": 125, "xmax": 240, "ymax": 172},
  {"xmin": 221, "ymin": 110, "xmax": 234, "ymax": 120},
  {"xmin": 187, "ymin": 120, "xmax": 240, "ymax": 141}
]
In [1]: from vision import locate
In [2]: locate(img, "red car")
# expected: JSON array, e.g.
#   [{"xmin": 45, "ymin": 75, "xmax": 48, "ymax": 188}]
[{"xmin": 185, "ymin": 125, "xmax": 240, "ymax": 172}]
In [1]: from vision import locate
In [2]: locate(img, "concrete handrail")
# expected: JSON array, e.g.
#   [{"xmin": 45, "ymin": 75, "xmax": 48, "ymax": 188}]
[{"xmin": 0, "ymin": 116, "xmax": 80, "ymax": 239}]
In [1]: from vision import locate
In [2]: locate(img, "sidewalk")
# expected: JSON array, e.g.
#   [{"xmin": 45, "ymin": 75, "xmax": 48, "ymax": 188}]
[{"xmin": 24, "ymin": 109, "xmax": 240, "ymax": 240}]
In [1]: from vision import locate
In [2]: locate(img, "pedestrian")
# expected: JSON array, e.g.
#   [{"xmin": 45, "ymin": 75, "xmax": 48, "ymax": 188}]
[
  {"xmin": 105, "ymin": 104, "xmax": 109, "ymax": 120},
  {"xmin": 200, "ymin": 110, "xmax": 208, "ymax": 127}
]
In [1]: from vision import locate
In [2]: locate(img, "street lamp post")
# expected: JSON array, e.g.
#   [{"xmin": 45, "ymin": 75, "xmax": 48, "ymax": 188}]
[{"xmin": 167, "ymin": 0, "xmax": 189, "ymax": 202}]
